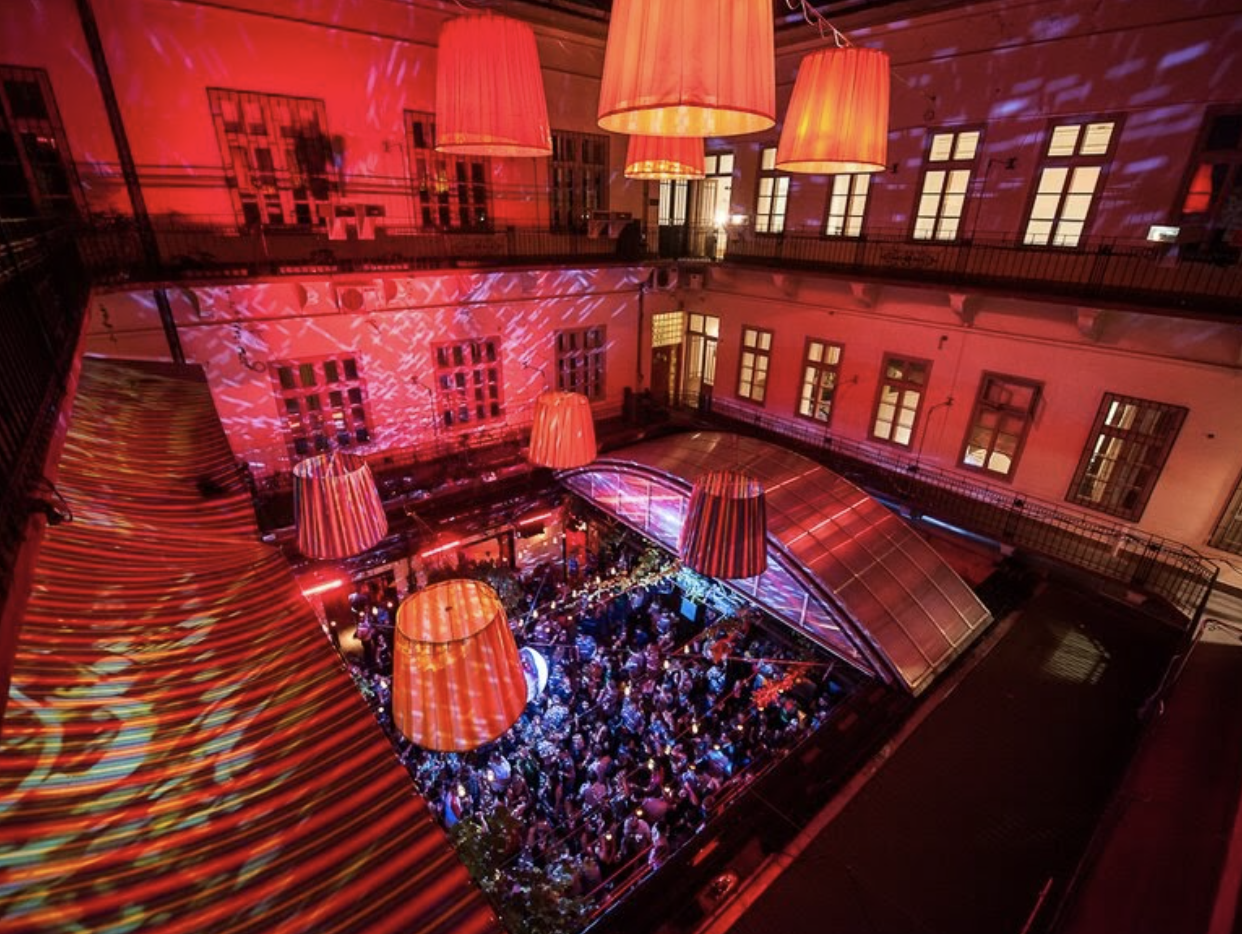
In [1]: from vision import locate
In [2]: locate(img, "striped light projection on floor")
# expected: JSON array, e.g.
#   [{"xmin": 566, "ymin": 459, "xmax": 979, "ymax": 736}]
[{"xmin": 0, "ymin": 359, "xmax": 501, "ymax": 934}]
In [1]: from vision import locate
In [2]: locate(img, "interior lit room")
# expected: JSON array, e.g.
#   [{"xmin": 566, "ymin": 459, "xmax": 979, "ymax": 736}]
[{"xmin": 2, "ymin": 1, "xmax": 1241, "ymax": 933}]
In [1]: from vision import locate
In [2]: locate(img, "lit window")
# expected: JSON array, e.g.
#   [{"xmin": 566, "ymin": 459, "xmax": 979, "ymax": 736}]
[
  {"xmin": 273, "ymin": 355, "xmax": 371, "ymax": 458},
  {"xmin": 824, "ymin": 174, "xmax": 869, "ymax": 237},
  {"xmin": 434, "ymin": 338, "xmax": 504, "ymax": 429},
  {"xmin": 556, "ymin": 326, "xmax": 606, "ymax": 400},
  {"xmin": 797, "ymin": 339, "xmax": 843, "ymax": 423},
  {"xmin": 1178, "ymin": 107, "xmax": 1242, "ymax": 262},
  {"xmin": 755, "ymin": 147, "xmax": 790, "ymax": 235},
  {"xmin": 872, "ymin": 355, "xmax": 931, "ymax": 447},
  {"xmin": 1024, "ymin": 119, "xmax": 1118, "ymax": 248},
  {"xmin": 913, "ymin": 129, "xmax": 981, "ymax": 240},
  {"xmin": 407, "ymin": 111, "xmax": 491, "ymax": 231},
  {"xmin": 737, "ymin": 326, "xmax": 773, "ymax": 403},
  {"xmin": 961, "ymin": 374, "xmax": 1041, "ymax": 479},
  {"xmin": 1067, "ymin": 393, "xmax": 1187, "ymax": 520}
]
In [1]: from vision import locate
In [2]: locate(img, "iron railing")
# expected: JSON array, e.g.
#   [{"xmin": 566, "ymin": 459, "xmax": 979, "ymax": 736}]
[
  {"xmin": 68, "ymin": 213, "xmax": 1242, "ymax": 319},
  {"xmin": 0, "ymin": 219, "xmax": 91, "ymax": 611},
  {"xmin": 686, "ymin": 394, "xmax": 1218, "ymax": 625},
  {"xmin": 723, "ymin": 226, "xmax": 1241, "ymax": 318}
]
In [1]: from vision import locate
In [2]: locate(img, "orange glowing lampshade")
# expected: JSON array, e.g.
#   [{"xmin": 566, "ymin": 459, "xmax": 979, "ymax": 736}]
[
  {"xmin": 293, "ymin": 452, "xmax": 388, "ymax": 559},
  {"xmin": 625, "ymin": 135, "xmax": 706, "ymax": 180},
  {"xmin": 776, "ymin": 46, "xmax": 890, "ymax": 174},
  {"xmin": 528, "ymin": 391, "xmax": 597, "ymax": 469},
  {"xmin": 679, "ymin": 470, "xmax": 767, "ymax": 579},
  {"xmin": 393, "ymin": 580, "xmax": 528, "ymax": 752},
  {"xmin": 598, "ymin": 0, "xmax": 775, "ymax": 137},
  {"xmin": 435, "ymin": 12, "xmax": 552, "ymax": 157}
]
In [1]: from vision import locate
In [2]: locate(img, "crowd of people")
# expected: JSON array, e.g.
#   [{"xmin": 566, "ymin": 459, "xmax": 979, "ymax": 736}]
[{"xmin": 340, "ymin": 540, "xmax": 852, "ymax": 919}]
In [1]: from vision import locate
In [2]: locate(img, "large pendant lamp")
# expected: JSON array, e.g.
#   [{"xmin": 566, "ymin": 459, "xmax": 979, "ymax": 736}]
[
  {"xmin": 393, "ymin": 580, "xmax": 528, "ymax": 752},
  {"xmin": 293, "ymin": 451, "xmax": 388, "ymax": 559},
  {"xmin": 597, "ymin": 0, "xmax": 775, "ymax": 137},
  {"xmin": 679, "ymin": 470, "xmax": 768, "ymax": 579},
  {"xmin": 435, "ymin": 12, "xmax": 552, "ymax": 157},
  {"xmin": 776, "ymin": 46, "xmax": 890, "ymax": 174},
  {"xmin": 528, "ymin": 391, "xmax": 597, "ymax": 469},
  {"xmin": 625, "ymin": 135, "xmax": 707, "ymax": 180}
]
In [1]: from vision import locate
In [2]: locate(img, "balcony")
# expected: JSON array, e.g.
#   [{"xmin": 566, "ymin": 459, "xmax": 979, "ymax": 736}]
[{"xmin": 722, "ymin": 225, "xmax": 1242, "ymax": 319}]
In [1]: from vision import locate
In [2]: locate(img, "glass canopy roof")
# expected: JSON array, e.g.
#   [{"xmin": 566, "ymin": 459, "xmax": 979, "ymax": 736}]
[{"xmin": 563, "ymin": 431, "xmax": 993, "ymax": 695}]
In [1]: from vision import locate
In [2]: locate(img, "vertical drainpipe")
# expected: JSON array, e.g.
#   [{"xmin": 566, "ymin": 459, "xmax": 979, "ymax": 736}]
[{"xmin": 73, "ymin": 0, "xmax": 185, "ymax": 365}]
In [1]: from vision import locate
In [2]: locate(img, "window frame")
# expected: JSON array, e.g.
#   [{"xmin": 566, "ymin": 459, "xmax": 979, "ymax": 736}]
[
  {"xmin": 1065, "ymin": 392, "xmax": 1188, "ymax": 521},
  {"xmin": 871, "ymin": 354, "xmax": 933, "ymax": 448},
  {"xmin": 795, "ymin": 338, "xmax": 844, "ymax": 425},
  {"xmin": 736, "ymin": 325, "xmax": 773, "ymax": 404},
  {"xmin": 1210, "ymin": 468, "xmax": 1242, "ymax": 556},
  {"xmin": 549, "ymin": 128, "xmax": 609, "ymax": 234},
  {"xmin": 271, "ymin": 354, "xmax": 372, "ymax": 460},
  {"xmin": 405, "ymin": 110, "xmax": 492, "ymax": 231},
  {"xmin": 911, "ymin": 127, "xmax": 983, "ymax": 242},
  {"xmin": 1175, "ymin": 104, "xmax": 1242, "ymax": 260},
  {"xmin": 958, "ymin": 372, "xmax": 1042, "ymax": 481},
  {"xmin": 1021, "ymin": 116, "xmax": 1121, "ymax": 249},
  {"xmin": 823, "ymin": 173, "xmax": 870, "ymax": 238},
  {"xmin": 0, "ymin": 65, "xmax": 84, "ymax": 219},
  {"xmin": 433, "ymin": 337, "xmax": 505, "ymax": 431},
  {"xmin": 555, "ymin": 325, "xmax": 607, "ymax": 401},
  {"xmin": 754, "ymin": 146, "xmax": 790, "ymax": 235},
  {"xmin": 207, "ymin": 87, "xmax": 338, "ymax": 229}
]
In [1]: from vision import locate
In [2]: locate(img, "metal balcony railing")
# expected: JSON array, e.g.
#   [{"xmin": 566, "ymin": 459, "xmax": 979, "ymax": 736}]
[
  {"xmin": 0, "ymin": 219, "xmax": 91, "ymax": 610},
  {"xmin": 681, "ymin": 393, "xmax": 1218, "ymax": 625},
  {"xmin": 721, "ymin": 225, "xmax": 1242, "ymax": 318}
]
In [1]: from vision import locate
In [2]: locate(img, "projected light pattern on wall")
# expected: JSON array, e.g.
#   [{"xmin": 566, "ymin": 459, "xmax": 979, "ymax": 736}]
[{"xmin": 0, "ymin": 359, "xmax": 500, "ymax": 934}]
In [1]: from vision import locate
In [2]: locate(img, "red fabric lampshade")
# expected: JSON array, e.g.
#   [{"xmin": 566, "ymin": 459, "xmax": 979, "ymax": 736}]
[
  {"xmin": 436, "ymin": 12, "xmax": 552, "ymax": 157},
  {"xmin": 528, "ymin": 391, "xmax": 597, "ymax": 469},
  {"xmin": 776, "ymin": 46, "xmax": 890, "ymax": 174},
  {"xmin": 293, "ymin": 452, "xmax": 387, "ymax": 559},
  {"xmin": 679, "ymin": 470, "xmax": 768, "ymax": 579},
  {"xmin": 598, "ymin": 0, "xmax": 775, "ymax": 137},
  {"xmin": 625, "ymin": 135, "xmax": 707, "ymax": 180},
  {"xmin": 393, "ymin": 580, "xmax": 528, "ymax": 752}
]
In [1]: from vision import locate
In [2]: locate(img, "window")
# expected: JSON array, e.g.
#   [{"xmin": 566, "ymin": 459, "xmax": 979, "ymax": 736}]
[
  {"xmin": 1023, "ymin": 120, "xmax": 1117, "ymax": 247},
  {"xmin": 208, "ymin": 88, "xmax": 337, "ymax": 228},
  {"xmin": 737, "ymin": 327, "xmax": 773, "ymax": 403},
  {"xmin": 797, "ymin": 339, "xmax": 843, "ymax": 423},
  {"xmin": 872, "ymin": 355, "xmax": 931, "ymax": 447},
  {"xmin": 406, "ymin": 111, "xmax": 490, "ymax": 230},
  {"xmin": 1178, "ymin": 106, "xmax": 1242, "ymax": 260},
  {"xmin": 961, "ymin": 374, "xmax": 1041, "ymax": 479},
  {"xmin": 1067, "ymin": 393, "xmax": 1187, "ymax": 520},
  {"xmin": 434, "ymin": 338, "xmax": 504, "ymax": 429},
  {"xmin": 824, "ymin": 174, "xmax": 869, "ymax": 237},
  {"xmin": 550, "ymin": 130, "xmax": 608, "ymax": 233},
  {"xmin": 755, "ymin": 147, "xmax": 790, "ymax": 234},
  {"xmin": 556, "ymin": 326, "xmax": 606, "ymax": 400},
  {"xmin": 1210, "ymin": 471, "xmax": 1242, "ymax": 556},
  {"xmin": 273, "ymin": 356, "xmax": 371, "ymax": 458},
  {"xmin": 0, "ymin": 66, "xmax": 81, "ymax": 218},
  {"xmin": 913, "ymin": 129, "xmax": 981, "ymax": 241},
  {"xmin": 658, "ymin": 179, "xmax": 689, "ymax": 226},
  {"xmin": 684, "ymin": 313, "xmax": 719, "ymax": 404}
]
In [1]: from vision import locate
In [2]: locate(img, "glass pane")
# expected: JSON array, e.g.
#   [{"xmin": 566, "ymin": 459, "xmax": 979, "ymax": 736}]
[
  {"xmin": 758, "ymin": 331, "xmax": 771, "ymax": 351},
  {"xmin": 1069, "ymin": 165, "xmax": 1102, "ymax": 195},
  {"xmin": 894, "ymin": 425, "xmax": 913, "ymax": 446},
  {"xmin": 946, "ymin": 169, "xmax": 970, "ymax": 195},
  {"xmin": 718, "ymin": 153, "xmax": 734, "ymax": 174},
  {"xmin": 955, "ymin": 131, "xmax": 981, "ymax": 160},
  {"xmin": 1061, "ymin": 193, "xmax": 1093, "ymax": 221},
  {"xmin": 913, "ymin": 217, "xmax": 936, "ymax": 239},
  {"xmin": 1048, "ymin": 125, "xmax": 1081, "ymax": 157},
  {"xmin": 923, "ymin": 170, "xmax": 946, "ymax": 194},
  {"xmin": 929, "ymin": 134, "xmax": 954, "ymax": 161},
  {"xmin": 299, "ymin": 363, "xmax": 316, "ymax": 387},
  {"xmin": 1032, "ymin": 193, "xmax": 1062, "ymax": 219},
  {"xmin": 808, "ymin": 342, "xmax": 823, "ymax": 363},
  {"xmin": 1024, "ymin": 219, "xmax": 1053, "ymax": 245},
  {"xmin": 1081, "ymin": 122, "xmax": 1115, "ymax": 155},
  {"xmin": 1038, "ymin": 166, "xmax": 1069, "ymax": 194},
  {"xmin": 277, "ymin": 366, "xmax": 295, "ymax": 390},
  {"xmin": 825, "ymin": 345, "xmax": 841, "ymax": 364},
  {"xmin": 705, "ymin": 317, "xmax": 719, "ymax": 338},
  {"xmin": 761, "ymin": 147, "xmax": 776, "ymax": 170}
]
